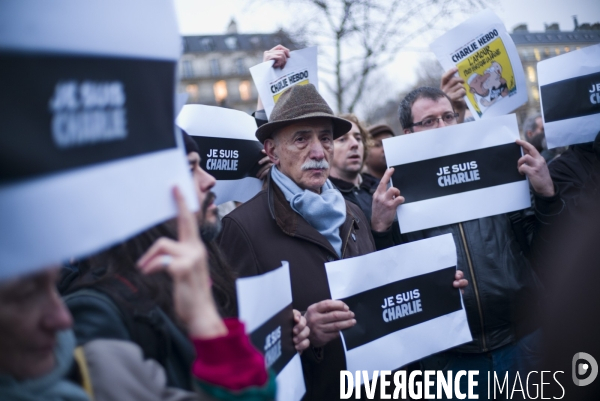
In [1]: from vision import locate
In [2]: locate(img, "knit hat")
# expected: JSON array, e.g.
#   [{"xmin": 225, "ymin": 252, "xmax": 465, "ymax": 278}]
[{"xmin": 255, "ymin": 84, "xmax": 352, "ymax": 143}]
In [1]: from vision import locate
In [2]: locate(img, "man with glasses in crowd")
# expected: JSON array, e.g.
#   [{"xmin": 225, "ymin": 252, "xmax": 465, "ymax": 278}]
[{"xmin": 374, "ymin": 86, "xmax": 564, "ymax": 398}]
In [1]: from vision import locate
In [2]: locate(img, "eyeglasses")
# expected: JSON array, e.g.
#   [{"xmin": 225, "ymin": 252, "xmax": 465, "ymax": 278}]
[{"xmin": 410, "ymin": 112, "xmax": 459, "ymax": 128}]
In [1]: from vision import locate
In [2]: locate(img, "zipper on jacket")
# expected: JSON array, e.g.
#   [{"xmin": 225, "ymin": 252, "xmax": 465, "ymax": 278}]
[{"xmin": 458, "ymin": 223, "xmax": 487, "ymax": 352}]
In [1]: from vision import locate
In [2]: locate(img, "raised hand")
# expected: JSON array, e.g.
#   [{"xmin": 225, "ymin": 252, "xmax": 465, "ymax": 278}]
[
  {"xmin": 371, "ymin": 167, "xmax": 405, "ymax": 232},
  {"xmin": 516, "ymin": 139, "xmax": 555, "ymax": 197},
  {"xmin": 441, "ymin": 67, "xmax": 467, "ymax": 123},
  {"xmin": 263, "ymin": 44, "xmax": 291, "ymax": 68},
  {"xmin": 137, "ymin": 187, "xmax": 227, "ymax": 339}
]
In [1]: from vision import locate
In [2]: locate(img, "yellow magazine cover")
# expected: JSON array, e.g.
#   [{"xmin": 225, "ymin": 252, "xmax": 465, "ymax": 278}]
[{"xmin": 458, "ymin": 37, "xmax": 517, "ymax": 117}]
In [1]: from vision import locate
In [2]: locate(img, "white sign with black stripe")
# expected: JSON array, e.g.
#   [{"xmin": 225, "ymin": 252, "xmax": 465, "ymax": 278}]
[
  {"xmin": 383, "ymin": 114, "xmax": 531, "ymax": 233},
  {"xmin": 237, "ymin": 262, "xmax": 306, "ymax": 401},
  {"xmin": 0, "ymin": 0, "xmax": 196, "ymax": 280},
  {"xmin": 176, "ymin": 105, "xmax": 264, "ymax": 204},
  {"xmin": 325, "ymin": 234, "xmax": 471, "ymax": 373},
  {"xmin": 538, "ymin": 43, "xmax": 600, "ymax": 149}
]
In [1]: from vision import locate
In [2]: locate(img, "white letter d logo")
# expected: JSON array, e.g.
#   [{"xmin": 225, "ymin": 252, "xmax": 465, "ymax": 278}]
[{"xmin": 572, "ymin": 352, "xmax": 598, "ymax": 386}]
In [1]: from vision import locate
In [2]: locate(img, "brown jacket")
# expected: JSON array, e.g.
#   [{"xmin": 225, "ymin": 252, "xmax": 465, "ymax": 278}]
[{"xmin": 218, "ymin": 175, "xmax": 376, "ymax": 400}]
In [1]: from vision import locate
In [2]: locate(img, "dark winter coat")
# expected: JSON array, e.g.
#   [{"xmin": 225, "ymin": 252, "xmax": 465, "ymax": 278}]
[
  {"xmin": 399, "ymin": 189, "xmax": 564, "ymax": 353},
  {"xmin": 217, "ymin": 174, "xmax": 376, "ymax": 401},
  {"xmin": 548, "ymin": 142, "xmax": 600, "ymax": 214}
]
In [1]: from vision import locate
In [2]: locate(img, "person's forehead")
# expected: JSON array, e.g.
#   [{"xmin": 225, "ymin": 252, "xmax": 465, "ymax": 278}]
[
  {"xmin": 278, "ymin": 118, "xmax": 333, "ymax": 136},
  {"xmin": 0, "ymin": 268, "xmax": 58, "ymax": 297},
  {"xmin": 348, "ymin": 122, "xmax": 360, "ymax": 135},
  {"xmin": 411, "ymin": 97, "xmax": 453, "ymax": 119},
  {"xmin": 338, "ymin": 123, "xmax": 360, "ymax": 140},
  {"xmin": 373, "ymin": 132, "xmax": 393, "ymax": 141}
]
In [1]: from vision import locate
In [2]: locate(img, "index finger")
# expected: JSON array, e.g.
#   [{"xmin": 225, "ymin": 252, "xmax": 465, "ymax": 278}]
[
  {"xmin": 377, "ymin": 167, "xmax": 395, "ymax": 192},
  {"xmin": 516, "ymin": 139, "xmax": 539, "ymax": 157},
  {"xmin": 173, "ymin": 186, "xmax": 199, "ymax": 243},
  {"xmin": 441, "ymin": 67, "xmax": 459, "ymax": 86}
]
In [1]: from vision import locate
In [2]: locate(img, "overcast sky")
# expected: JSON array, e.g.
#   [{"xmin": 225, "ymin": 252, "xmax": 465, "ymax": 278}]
[{"xmin": 173, "ymin": 0, "xmax": 600, "ymax": 110}]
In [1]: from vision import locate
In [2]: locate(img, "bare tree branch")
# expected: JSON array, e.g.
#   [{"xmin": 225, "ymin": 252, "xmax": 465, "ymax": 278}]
[{"xmin": 266, "ymin": 0, "xmax": 490, "ymax": 113}]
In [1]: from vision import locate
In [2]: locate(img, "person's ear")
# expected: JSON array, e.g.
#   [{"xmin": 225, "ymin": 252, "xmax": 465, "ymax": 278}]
[{"xmin": 264, "ymin": 139, "xmax": 279, "ymax": 166}]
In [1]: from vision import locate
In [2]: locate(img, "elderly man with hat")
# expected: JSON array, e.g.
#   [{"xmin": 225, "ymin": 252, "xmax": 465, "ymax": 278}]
[
  {"xmin": 217, "ymin": 83, "xmax": 374, "ymax": 400},
  {"xmin": 218, "ymin": 82, "xmax": 468, "ymax": 400}
]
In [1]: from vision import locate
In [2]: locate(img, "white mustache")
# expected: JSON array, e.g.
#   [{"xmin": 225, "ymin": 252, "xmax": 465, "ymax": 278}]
[{"xmin": 301, "ymin": 159, "xmax": 330, "ymax": 170}]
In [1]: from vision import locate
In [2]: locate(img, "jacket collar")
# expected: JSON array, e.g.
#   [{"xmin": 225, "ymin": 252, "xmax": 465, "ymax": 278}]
[
  {"xmin": 267, "ymin": 173, "xmax": 359, "ymax": 259},
  {"xmin": 329, "ymin": 174, "xmax": 379, "ymax": 195}
]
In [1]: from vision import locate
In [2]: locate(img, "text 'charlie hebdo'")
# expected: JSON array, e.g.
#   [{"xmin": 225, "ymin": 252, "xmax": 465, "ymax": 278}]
[
  {"xmin": 49, "ymin": 81, "xmax": 127, "ymax": 149},
  {"xmin": 270, "ymin": 70, "xmax": 309, "ymax": 94},
  {"xmin": 451, "ymin": 29, "xmax": 499, "ymax": 63}
]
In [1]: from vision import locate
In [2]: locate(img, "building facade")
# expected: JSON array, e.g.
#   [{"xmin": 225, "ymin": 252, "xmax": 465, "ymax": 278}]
[{"xmin": 178, "ymin": 22, "xmax": 297, "ymax": 115}]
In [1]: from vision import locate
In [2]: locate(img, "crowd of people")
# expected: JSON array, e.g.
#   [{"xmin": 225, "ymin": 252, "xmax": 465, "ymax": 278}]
[{"xmin": 1, "ymin": 40, "xmax": 599, "ymax": 401}]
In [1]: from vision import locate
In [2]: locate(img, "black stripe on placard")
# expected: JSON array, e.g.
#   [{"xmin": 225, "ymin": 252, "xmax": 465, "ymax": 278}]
[
  {"xmin": 540, "ymin": 71, "xmax": 600, "ymax": 123},
  {"xmin": 191, "ymin": 136, "xmax": 264, "ymax": 180},
  {"xmin": 340, "ymin": 266, "xmax": 461, "ymax": 351},
  {"xmin": 0, "ymin": 53, "xmax": 176, "ymax": 184},
  {"xmin": 248, "ymin": 303, "xmax": 296, "ymax": 375},
  {"xmin": 391, "ymin": 143, "xmax": 524, "ymax": 204}
]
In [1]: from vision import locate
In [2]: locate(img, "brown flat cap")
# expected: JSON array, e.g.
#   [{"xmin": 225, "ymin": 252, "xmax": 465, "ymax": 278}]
[
  {"xmin": 368, "ymin": 124, "xmax": 395, "ymax": 138},
  {"xmin": 255, "ymin": 84, "xmax": 352, "ymax": 143}
]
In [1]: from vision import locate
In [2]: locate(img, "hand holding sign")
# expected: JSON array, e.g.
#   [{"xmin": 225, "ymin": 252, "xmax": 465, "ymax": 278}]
[
  {"xmin": 371, "ymin": 167, "xmax": 405, "ymax": 232},
  {"xmin": 237, "ymin": 263, "xmax": 306, "ymax": 400},
  {"xmin": 292, "ymin": 309, "xmax": 310, "ymax": 353},
  {"xmin": 383, "ymin": 114, "xmax": 531, "ymax": 233},
  {"xmin": 325, "ymin": 235, "xmax": 472, "ymax": 373},
  {"xmin": 251, "ymin": 46, "xmax": 318, "ymax": 119},
  {"xmin": 441, "ymin": 67, "xmax": 467, "ymax": 123},
  {"xmin": 453, "ymin": 270, "xmax": 468, "ymax": 294},
  {"xmin": 305, "ymin": 300, "xmax": 356, "ymax": 348},
  {"xmin": 516, "ymin": 139, "xmax": 555, "ymax": 197},
  {"xmin": 264, "ymin": 45, "xmax": 291, "ymax": 68},
  {"xmin": 430, "ymin": 10, "xmax": 527, "ymax": 120},
  {"xmin": 257, "ymin": 45, "xmax": 292, "ymax": 112},
  {"xmin": 256, "ymin": 149, "xmax": 273, "ymax": 181},
  {"xmin": 137, "ymin": 187, "xmax": 227, "ymax": 339}
]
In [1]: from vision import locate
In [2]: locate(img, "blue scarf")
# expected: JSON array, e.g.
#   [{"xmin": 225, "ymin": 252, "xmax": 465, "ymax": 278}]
[{"xmin": 271, "ymin": 166, "xmax": 346, "ymax": 257}]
